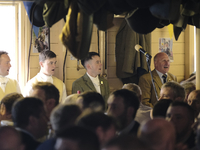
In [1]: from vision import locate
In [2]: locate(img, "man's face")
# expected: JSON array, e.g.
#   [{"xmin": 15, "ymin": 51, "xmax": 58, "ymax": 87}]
[
  {"xmin": 159, "ymin": 87, "xmax": 174, "ymax": 100},
  {"xmin": 154, "ymin": 53, "xmax": 170, "ymax": 74},
  {"xmin": 88, "ymin": 55, "xmax": 102, "ymax": 77},
  {"xmin": 107, "ymin": 95, "xmax": 127, "ymax": 129},
  {"xmin": 0, "ymin": 54, "xmax": 11, "ymax": 76},
  {"xmin": 166, "ymin": 106, "xmax": 193, "ymax": 138},
  {"xmin": 34, "ymin": 107, "xmax": 48, "ymax": 139},
  {"xmin": 55, "ymin": 139, "xmax": 80, "ymax": 150},
  {"xmin": 188, "ymin": 92, "xmax": 200, "ymax": 115},
  {"xmin": 40, "ymin": 57, "xmax": 57, "ymax": 76}
]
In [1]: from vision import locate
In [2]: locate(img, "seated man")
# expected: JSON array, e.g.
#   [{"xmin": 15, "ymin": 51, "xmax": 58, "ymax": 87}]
[
  {"xmin": 166, "ymin": 101, "xmax": 195, "ymax": 149},
  {"xmin": 122, "ymin": 83, "xmax": 152, "ymax": 124},
  {"xmin": 159, "ymin": 81, "xmax": 185, "ymax": 101},
  {"xmin": 0, "ymin": 51, "xmax": 21, "ymax": 100},
  {"xmin": 0, "ymin": 92, "xmax": 23, "ymax": 126},
  {"xmin": 180, "ymin": 81, "xmax": 196, "ymax": 102},
  {"xmin": 72, "ymin": 52, "xmax": 110, "ymax": 102},
  {"xmin": 107, "ymin": 89, "xmax": 140, "ymax": 135},
  {"xmin": 0, "ymin": 126, "xmax": 25, "ymax": 150},
  {"xmin": 138, "ymin": 118, "xmax": 176, "ymax": 150},
  {"xmin": 138, "ymin": 52, "xmax": 177, "ymax": 107},
  {"xmin": 37, "ymin": 104, "xmax": 82, "ymax": 150},
  {"xmin": 187, "ymin": 90, "xmax": 200, "ymax": 118},
  {"xmin": 30, "ymin": 82, "xmax": 60, "ymax": 119},
  {"xmin": 12, "ymin": 97, "xmax": 48, "ymax": 150},
  {"xmin": 103, "ymin": 135, "xmax": 150, "ymax": 150},
  {"xmin": 55, "ymin": 126, "xmax": 100, "ymax": 150},
  {"xmin": 77, "ymin": 112, "xmax": 117, "ymax": 147},
  {"xmin": 77, "ymin": 91, "xmax": 105, "ymax": 112},
  {"xmin": 24, "ymin": 50, "xmax": 66, "ymax": 102}
]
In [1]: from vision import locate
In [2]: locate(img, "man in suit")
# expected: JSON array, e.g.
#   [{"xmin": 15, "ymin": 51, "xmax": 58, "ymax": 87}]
[
  {"xmin": 0, "ymin": 51, "xmax": 21, "ymax": 101},
  {"xmin": 12, "ymin": 97, "xmax": 48, "ymax": 150},
  {"xmin": 24, "ymin": 50, "xmax": 67, "ymax": 103},
  {"xmin": 138, "ymin": 52, "xmax": 177, "ymax": 108},
  {"xmin": 72, "ymin": 52, "xmax": 110, "ymax": 102},
  {"xmin": 107, "ymin": 89, "xmax": 140, "ymax": 136}
]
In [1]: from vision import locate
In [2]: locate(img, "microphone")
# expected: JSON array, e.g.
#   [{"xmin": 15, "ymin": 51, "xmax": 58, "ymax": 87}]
[{"xmin": 135, "ymin": 44, "xmax": 152, "ymax": 59}]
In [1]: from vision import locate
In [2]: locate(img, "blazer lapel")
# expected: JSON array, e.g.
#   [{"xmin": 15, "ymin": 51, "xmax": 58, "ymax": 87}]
[
  {"xmin": 99, "ymin": 77, "xmax": 105, "ymax": 97},
  {"xmin": 83, "ymin": 73, "xmax": 96, "ymax": 92},
  {"xmin": 152, "ymin": 70, "xmax": 162, "ymax": 90}
]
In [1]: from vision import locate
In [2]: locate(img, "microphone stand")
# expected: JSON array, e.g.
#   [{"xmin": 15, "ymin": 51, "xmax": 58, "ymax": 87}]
[{"xmin": 146, "ymin": 57, "xmax": 159, "ymax": 101}]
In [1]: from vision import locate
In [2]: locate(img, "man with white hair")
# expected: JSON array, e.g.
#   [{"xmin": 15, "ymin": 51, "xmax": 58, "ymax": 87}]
[{"xmin": 122, "ymin": 83, "xmax": 152, "ymax": 124}]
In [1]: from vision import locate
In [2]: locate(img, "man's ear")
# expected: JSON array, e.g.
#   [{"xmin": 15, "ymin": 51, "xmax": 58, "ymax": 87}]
[
  {"xmin": 85, "ymin": 62, "xmax": 91, "ymax": 70},
  {"xmin": 39, "ymin": 61, "xmax": 43, "ymax": 67},
  {"xmin": 0, "ymin": 104, "xmax": 6, "ymax": 116},
  {"xmin": 45, "ymin": 99, "xmax": 56, "ymax": 109}
]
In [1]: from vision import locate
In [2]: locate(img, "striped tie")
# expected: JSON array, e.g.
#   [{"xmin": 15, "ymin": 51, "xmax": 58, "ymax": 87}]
[{"xmin": 162, "ymin": 74, "xmax": 167, "ymax": 83}]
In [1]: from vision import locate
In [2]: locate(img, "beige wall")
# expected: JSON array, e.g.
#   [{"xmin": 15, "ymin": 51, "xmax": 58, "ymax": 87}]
[{"xmin": 29, "ymin": 18, "xmax": 194, "ymax": 95}]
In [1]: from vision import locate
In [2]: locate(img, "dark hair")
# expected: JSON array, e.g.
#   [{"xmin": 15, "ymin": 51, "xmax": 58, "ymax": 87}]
[
  {"xmin": 153, "ymin": 99, "xmax": 173, "ymax": 118},
  {"xmin": 32, "ymin": 82, "xmax": 60, "ymax": 105},
  {"xmin": 170, "ymin": 101, "xmax": 195, "ymax": 121},
  {"xmin": 0, "ymin": 93, "xmax": 23, "ymax": 114},
  {"xmin": 12, "ymin": 97, "xmax": 44, "ymax": 128},
  {"xmin": 0, "ymin": 51, "xmax": 8, "ymax": 58},
  {"xmin": 56, "ymin": 126, "xmax": 100, "ymax": 150},
  {"xmin": 104, "ymin": 135, "xmax": 149, "ymax": 150},
  {"xmin": 50, "ymin": 104, "xmax": 81, "ymax": 133},
  {"xmin": 77, "ymin": 112, "xmax": 117, "ymax": 132},
  {"xmin": 79, "ymin": 91, "xmax": 105, "ymax": 111},
  {"xmin": 112, "ymin": 89, "xmax": 140, "ymax": 118},
  {"xmin": 39, "ymin": 50, "xmax": 56, "ymax": 62},
  {"xmin": 81, "ymin": 52, "xmax": 100, "ymax": 68}
]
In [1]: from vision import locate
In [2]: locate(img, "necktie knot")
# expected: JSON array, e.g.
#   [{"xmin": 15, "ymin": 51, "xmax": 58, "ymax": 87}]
[{"xmin": 162, "ymin": 74, "xmax": 167, "ymax": 83}]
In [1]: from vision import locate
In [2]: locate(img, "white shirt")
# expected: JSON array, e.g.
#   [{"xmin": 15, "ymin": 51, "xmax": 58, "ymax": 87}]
[
  {"xmin": 155, "ymin": 70, "xmax": 168, "ymax": 84},
  {"xmin": 87, "ymin": 72, "xmax": 101, "ymax": 94},
  {"xmin": 118, "ymin": 120, "xmax": 135, "ymax": 135},
  {"xmin": 0, "ymin": 75, "xmax": 21, "ymax": 93},
  {"xmin": 23, "ymin": 71, "xmax": 67, "ymax": 102}
]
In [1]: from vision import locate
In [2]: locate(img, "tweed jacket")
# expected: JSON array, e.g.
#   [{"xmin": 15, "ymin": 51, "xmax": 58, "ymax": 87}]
[
  {"xmin": 72, "ymin": 73, "xmax": 110, "ymax": 102},
  {"xmin": 138, "ymin": 69, "xmax": 177, "ymax": 107}
]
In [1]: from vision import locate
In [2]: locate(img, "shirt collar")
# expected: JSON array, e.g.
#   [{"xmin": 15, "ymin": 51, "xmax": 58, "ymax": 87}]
[
  {"xmin": 118, "ymin": 120, "xmax": 135, "ymax": 135},
  {"xmin": 156, "ymin": 70, "xmax": 167, "ymax": 83},
  {"xmin": 38, "ymin": 71, "xmax": 53, "ymax": 83}
]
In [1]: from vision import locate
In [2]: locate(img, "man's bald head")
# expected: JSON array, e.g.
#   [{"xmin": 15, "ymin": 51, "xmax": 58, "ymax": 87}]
[
  {"xmin": 0, "ymin": 126, "xmax": 24, "ymax": 150},
  {"xmin": 154, "ymin": 52, "xmax": 170, "ymax": 74},
  {"xmin": 138, "ymin": 118, "xmax": 176, "ymax": 150}
]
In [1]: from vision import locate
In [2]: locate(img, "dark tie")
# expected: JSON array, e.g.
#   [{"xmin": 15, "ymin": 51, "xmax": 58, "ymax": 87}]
[{"xmin": 162, "ymin": 74, "xmax": 167, "ymax": 83}]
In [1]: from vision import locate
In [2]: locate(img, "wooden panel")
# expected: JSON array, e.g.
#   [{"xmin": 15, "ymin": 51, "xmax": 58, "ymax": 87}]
[
  {"xmin": 169, "ymin": 65, "xmax": 184, "ymax": 76},
  {"xmin": 65, "ymin": 68, "xmax": 86, "ymax": 79},
  {"xmin": 107, "ymin": 54, "xmax": 116, "ymax": 67},
  {"xmin": 151, "ymin": 32, "xmax": 185, "ymax": 43},
  {"xmin": 108, "ymin": 44, "xmax": 115, "ymax": 54},
  {"xmin": 107, "ymin": 67, "xmax": 117, "ymax": 78},
  {"xmin": 108, "ymin": 78, "xmax": 123, "ymax": 93}
]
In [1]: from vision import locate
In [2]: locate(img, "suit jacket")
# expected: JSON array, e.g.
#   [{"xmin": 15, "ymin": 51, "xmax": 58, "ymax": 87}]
[
  {"xmin": 18, "ymin": 130, "xmax": 41, "ymax": 150},
  {"xmin": 115, "ymin": 19, "xmax": 151, "ymax": 79},
  {"xmin": 138, "ymin": 69, "xmax": 177, "ymax": 107},
  {"xmin": 72, "ymin": 73, "xmax": 110, "ymax": 102}
]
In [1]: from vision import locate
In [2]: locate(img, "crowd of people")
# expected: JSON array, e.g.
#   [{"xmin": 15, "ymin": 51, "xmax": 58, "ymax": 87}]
[{"xmin": 0, "ymin": 50, "xmax": 199, "ymax": 150}]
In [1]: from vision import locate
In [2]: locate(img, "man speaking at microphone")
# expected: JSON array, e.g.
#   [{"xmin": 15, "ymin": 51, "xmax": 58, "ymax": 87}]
[{"xmin": 138, "ymin": 52, "xmax": 177, "ymax": 108}]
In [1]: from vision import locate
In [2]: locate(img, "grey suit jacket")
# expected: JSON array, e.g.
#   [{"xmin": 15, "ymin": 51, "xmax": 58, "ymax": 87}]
[
  {"xmin": 138, "ymin": 69, "xmax": 177, "ymax": 107},
  {"xmin": 72, "ymin": 73, "xmax": 110, "ymax": 102}
]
